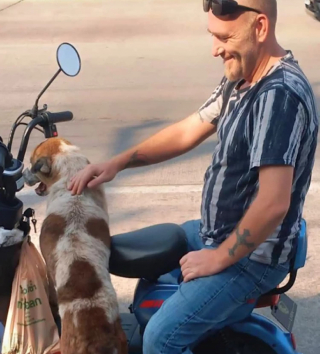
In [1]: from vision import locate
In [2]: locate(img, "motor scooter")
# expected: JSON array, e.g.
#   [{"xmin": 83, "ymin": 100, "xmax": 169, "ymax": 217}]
[{"xmin": 0, "ymin": 43, "xmax": 306, "ymax": 354}]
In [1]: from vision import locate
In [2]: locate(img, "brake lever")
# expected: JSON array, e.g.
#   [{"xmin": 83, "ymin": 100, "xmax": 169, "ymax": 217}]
[
  {"xmin": 28, "ymin": 104, "xmax": 48, "ymax": 118},
  {"xmin": 37, "ymin": 104, "xmax": 48, "ymax": 115}
]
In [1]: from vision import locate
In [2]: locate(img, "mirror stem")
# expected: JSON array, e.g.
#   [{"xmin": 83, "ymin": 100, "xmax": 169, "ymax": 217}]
[{"xmin": 32, "ymin": 68, "xmax": 62, "ymax": 118}]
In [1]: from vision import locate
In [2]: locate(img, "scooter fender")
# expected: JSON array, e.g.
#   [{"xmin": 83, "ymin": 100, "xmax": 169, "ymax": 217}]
[{"xmin": 230, "ymin": 313, "xmax": 300, "ymax": 354}]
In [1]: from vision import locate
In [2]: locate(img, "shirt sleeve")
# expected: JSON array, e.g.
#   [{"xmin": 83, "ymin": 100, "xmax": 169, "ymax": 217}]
[
  {"xmin": 198, "ymin": 76, "xmax": 227, "ymax": 125},
  {"xmin": 250, "ymin": 88, "xmax": 306, "ymax": 169}
]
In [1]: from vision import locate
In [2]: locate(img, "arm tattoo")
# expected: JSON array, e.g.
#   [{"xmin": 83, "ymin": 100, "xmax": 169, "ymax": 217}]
[
  {"xmin": 228, "ymin": 227, "xmax": 255, "ymax": 257},
  {"xmin": 124, "ymin": 151, "xmax": 150, "ymax": 169}
]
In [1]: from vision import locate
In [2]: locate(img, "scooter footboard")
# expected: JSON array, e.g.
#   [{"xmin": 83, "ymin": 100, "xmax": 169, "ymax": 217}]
[
  {"xmin": 120, "ymin": 313, "xmax": 142, "ymax": 354},
  {"xmin": 230, "ymin": 313, "xmax": 299, "ymax": 354}
]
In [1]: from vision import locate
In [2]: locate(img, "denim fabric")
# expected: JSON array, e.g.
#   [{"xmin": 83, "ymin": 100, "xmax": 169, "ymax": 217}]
[{"xmin": 143, "ymin": 220, "xmax": 289, "ymax": 354}]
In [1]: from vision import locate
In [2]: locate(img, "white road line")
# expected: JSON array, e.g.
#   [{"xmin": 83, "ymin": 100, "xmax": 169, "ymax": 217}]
[
  {"xmin": 16, "ymin": 179, "xmax": 320, "ymax": 198},
  {"xmin": 105, "ymin": 185, "xmax": 203, "ymax": 194},
  {"xmin": 17, "ymin": 184, "xmax": 204, "ymax": 198}
]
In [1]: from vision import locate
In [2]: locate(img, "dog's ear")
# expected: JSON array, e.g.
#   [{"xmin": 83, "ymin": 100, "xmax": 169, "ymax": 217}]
[{"xmin": 31, "ymin": 157, "xmax": 51, "ymax": 174}]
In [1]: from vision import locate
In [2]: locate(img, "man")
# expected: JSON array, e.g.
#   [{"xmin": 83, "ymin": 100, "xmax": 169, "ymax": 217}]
[{"xmin": 69, "ymin": 0, "xmax": 318, "ymax": 352}]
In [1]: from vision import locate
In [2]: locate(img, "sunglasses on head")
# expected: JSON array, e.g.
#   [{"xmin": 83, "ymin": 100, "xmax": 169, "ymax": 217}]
[{"xmin": 203, "ymin": 0, "xmax": 261, "ymax": 16}]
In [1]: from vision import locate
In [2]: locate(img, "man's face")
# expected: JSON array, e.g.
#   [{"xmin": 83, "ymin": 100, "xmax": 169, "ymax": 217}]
[{"xmin": 208, "ymin": 11, "xmax": 259, "ymax": 82}]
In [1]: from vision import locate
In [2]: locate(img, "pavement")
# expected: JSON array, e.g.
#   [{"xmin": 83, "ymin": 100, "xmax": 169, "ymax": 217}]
[{"xmin": 0, "ymin": 0, "xmax": 320, "ymax": 353}]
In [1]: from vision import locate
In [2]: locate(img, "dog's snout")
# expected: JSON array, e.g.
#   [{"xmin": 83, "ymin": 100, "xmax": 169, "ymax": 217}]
[{"xmin": 22, "ymin": 168, "xmax": 40, "ymax": 186}]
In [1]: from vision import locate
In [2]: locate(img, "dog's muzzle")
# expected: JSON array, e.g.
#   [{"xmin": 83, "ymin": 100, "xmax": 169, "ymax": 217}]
[{"xmin": 22, "ymin": 168, "xmax": 40, "ymax": 186}]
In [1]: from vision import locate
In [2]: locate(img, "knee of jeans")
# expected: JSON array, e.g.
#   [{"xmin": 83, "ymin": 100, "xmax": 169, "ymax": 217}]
[{"xmin": 143, "ymin": 315, "xmax": 166, "ymax": 353}]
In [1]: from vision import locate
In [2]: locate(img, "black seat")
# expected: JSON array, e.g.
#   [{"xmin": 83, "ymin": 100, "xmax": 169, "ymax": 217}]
[{"xmin": 109, "ymin": 223, "xmax": 188, "ymax": 280}]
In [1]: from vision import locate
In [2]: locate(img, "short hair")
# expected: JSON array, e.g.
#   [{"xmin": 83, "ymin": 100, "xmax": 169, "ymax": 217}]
[{"xmin": 241, "ymin": 0, "xmax": 277, "ymax": 27}]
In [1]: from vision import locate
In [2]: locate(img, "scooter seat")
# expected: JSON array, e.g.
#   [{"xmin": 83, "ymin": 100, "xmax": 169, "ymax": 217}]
[{"xmin": 109, "ymin": 223, "xmax": 188, "ymax": 280}]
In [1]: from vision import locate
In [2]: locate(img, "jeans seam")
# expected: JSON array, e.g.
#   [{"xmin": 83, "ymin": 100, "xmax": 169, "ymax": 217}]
[
  {"xmin": 245, "ymin": 264, "xmax": 272, "ymax": 301},
  {"xmin": 241, "ymin": 258, "xmax": 251, "ymax": 271},
  {"xmin": 161, "ymin": 266, "xmax": 247, "ymax": 352}
]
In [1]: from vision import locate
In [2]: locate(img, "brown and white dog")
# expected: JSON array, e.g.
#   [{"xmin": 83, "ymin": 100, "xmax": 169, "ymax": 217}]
[{"xmin": 23, "ymin": 137, "xmax": 127, "ymax": 354}]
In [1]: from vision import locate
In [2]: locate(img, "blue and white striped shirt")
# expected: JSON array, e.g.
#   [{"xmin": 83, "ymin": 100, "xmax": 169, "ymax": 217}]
[{"xmin": 198, "ymin": 51, "xmax": 318, "ymax": 265}]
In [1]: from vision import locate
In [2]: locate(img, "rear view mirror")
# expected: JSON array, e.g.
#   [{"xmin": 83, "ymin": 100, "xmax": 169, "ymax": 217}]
[
  {"xmin": 30, "ymin": 42, "xmax": 81, "ymax": 119},
  {"xmin": 56, "ymin": 43, "xmax": 81, "ymax": 77}
]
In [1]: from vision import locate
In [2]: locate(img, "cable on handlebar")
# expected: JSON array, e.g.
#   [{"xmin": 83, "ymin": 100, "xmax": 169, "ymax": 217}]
[
  {"xmin": 16, "ymin": 123, "xmax": 44, "ymax": 134},
  {"xmin": 8, "ymin": 113, "xmax": 32, "ymax": 152}
]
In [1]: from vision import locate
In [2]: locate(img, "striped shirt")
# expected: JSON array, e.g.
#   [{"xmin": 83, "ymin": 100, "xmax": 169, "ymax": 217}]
[{"xmin": 198, "ymin": 51, "xmax": 318, "ymax": 265}]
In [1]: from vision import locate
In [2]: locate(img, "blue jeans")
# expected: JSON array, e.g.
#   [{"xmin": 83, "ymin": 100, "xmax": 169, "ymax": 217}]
[{"xmin": 143, "ymin": 220, "xmax": 289, "ymax": 354}]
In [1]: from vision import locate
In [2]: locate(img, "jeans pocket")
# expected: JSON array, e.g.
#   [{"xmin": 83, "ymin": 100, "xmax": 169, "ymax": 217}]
[
  {"xmin": 229, "ymin": 260, "xmax": 285, "ymax": 305},
  {"xmin": 249, "ymin": 261, "xmax": 289, "ymax": 296},
  {"xmin": 222, "ymin": 259, "xmax": 289, "ymax": 306}
]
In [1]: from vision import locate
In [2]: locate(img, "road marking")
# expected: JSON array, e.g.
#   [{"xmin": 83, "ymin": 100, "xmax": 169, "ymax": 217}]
[
  {"xmin": 18, "ymin": 184, "xmax": 204, "ymax": 198},
  {"xmin": 105, "ymin": 185, "xmax": 203, "ymax": 194},
  {"xmin": 17, "ymin": 180, "xmax": 320, "ymax": 197}
]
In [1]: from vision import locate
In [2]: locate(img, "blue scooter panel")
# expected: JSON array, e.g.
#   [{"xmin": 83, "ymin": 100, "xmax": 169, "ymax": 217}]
[
  {"xmin": 132, "ymin": 272, "xmax": 299, "ymax": 353},
  {"xmin": 293, "ymin": 218, "xmax": 307, "ymax": 270},
  {"xmin": 230, "ymin": 313, "xmax": 300, "ymax": 354},
  {"xmin": 132, "ymin": 269, "xmax": 180, "ymax": 328}
]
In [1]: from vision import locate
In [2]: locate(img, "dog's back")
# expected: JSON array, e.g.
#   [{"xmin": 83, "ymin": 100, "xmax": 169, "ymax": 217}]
[{"xmin": 39, "ymin": 146, "xmax": 127, "ymax": 354}]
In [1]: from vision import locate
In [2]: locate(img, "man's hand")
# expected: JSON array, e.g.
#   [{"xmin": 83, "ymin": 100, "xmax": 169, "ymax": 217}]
[
  {"xmin": 68, "ymin": 161, "xmax": 119, "ymax": 195},
  {"xmin": 180, "ymin": 249, "xmax": 225, "ymax": 282}
]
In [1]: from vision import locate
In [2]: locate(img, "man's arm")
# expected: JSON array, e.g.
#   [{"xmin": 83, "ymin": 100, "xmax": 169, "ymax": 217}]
[
  {"xmin": 217, "ymin": 164, "xmax": 293, "ymax": 268},
  {"xmin": 69, "ymin": 112, "xmax": 217, "ymax": 195},
  {"xmin": 216, "ymin": 89, "xmax": 304, "ymax": 267},
  {"xmin": 113, "ymin": 112, "xmax": 216, "ymax": 171},
  {"xmin": 180, "ymin": 88, "xmax": 305, "ymax": 281},
  {"xmin": 180, "ymin": 165, "xmax": 294, "ymax": 281},
  {"xmin": 117, "ymin": 76, "xmax": 227, "ymax": 170},
  {"xmin": 69, "ymin": 76, "xmax": 226, "ymax": 195}
]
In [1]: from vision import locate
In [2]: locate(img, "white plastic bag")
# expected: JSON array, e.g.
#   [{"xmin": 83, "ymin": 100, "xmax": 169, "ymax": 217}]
[{"xmin": 2, "ymin": 239, "xmax": 60, "ymax": 354}]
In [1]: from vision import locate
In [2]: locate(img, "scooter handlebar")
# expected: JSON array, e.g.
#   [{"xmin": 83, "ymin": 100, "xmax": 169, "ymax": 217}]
[{"xmin": 43, "ymin": 111, "xmax": 73, "ymax": 124}]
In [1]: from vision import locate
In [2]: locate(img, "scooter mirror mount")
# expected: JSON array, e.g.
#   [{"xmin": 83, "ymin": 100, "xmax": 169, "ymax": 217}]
[{"xmin": 31, "ymin": 43, "xmax": 81, "ymax": 118}]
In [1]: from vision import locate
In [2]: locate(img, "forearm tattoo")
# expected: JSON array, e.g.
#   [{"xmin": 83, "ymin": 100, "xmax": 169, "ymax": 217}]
[
  {"xmin": 228, "ymin": 227, "xmax": 255, "ymax": 257},
  {"xmin": 124, "ymin": 151, "xmax": 150, "ymax": 169}
]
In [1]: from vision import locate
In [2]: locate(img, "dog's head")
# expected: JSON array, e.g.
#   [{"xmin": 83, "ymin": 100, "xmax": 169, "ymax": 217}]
[{"xmin": 23, "ymin": 137, "xmax": 77, "ymax": 196}]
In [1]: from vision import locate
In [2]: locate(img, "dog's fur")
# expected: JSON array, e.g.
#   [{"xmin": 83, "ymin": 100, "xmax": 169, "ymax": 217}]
[{"xmin": 23, "ymin": 138, "xmax": 127, "ymax": 354}]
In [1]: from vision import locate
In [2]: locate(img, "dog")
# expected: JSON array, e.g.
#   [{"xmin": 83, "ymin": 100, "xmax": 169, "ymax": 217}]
[{"xmin": 23, "ymin": 137, "xmax": 127, "ymax": 354}]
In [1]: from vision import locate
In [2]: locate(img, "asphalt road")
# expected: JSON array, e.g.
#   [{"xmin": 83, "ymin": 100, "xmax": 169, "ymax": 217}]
[{"xmin": 1, "ymin": 1, "xmax": 319, "ymax": 353}]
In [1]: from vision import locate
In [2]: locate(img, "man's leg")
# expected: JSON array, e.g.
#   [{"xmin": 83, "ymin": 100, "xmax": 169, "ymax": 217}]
[
  {"xmin": 143, "ymin": 256, "xmax": 288, "ymax": 354},
  {"xmin": 179, "ymin": 219, "xmax": 204, "ymax": 252}
]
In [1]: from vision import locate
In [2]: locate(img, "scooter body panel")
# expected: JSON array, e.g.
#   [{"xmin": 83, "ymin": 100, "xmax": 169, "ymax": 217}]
[
  {"xmin": 229, "ymin": 313, "xmax": 298, "ymax": 354},
  {"xmin": 132, "ymin": 269, "xmax": 180, "ymax": 328},
  {"xmin": 120, "ymin": 309, "xmax": 298, "ymax": 354}
]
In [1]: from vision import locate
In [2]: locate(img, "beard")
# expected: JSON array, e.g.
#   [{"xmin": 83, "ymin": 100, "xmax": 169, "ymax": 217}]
[
  {"xmin": 224, "ymin": 23, "xmax": 259, "ymax": 83},
  {"xmin": 224, "ymin": 48, "xmax": 259, "ymax": 83},
  {"xmin": 224, "ymin": 56, "xmax": 243, "ymax": 82}
]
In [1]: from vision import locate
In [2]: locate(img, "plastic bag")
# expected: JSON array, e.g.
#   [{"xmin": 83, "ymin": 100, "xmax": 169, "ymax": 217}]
[{"xmin": 2, "ymin": 239, "xmax": 60, "ymax": 354}]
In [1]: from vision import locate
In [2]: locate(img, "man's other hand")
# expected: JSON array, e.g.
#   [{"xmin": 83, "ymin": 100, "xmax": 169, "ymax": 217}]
[{"xmin": 180, "ymin": 249, "xmax": 225, "ymax": 282}]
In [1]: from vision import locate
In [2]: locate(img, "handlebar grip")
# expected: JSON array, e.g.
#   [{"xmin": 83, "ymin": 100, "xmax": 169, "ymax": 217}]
[{"xmin": 44, "ymin": 111, "xmax": 73, "ymax": 124}]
